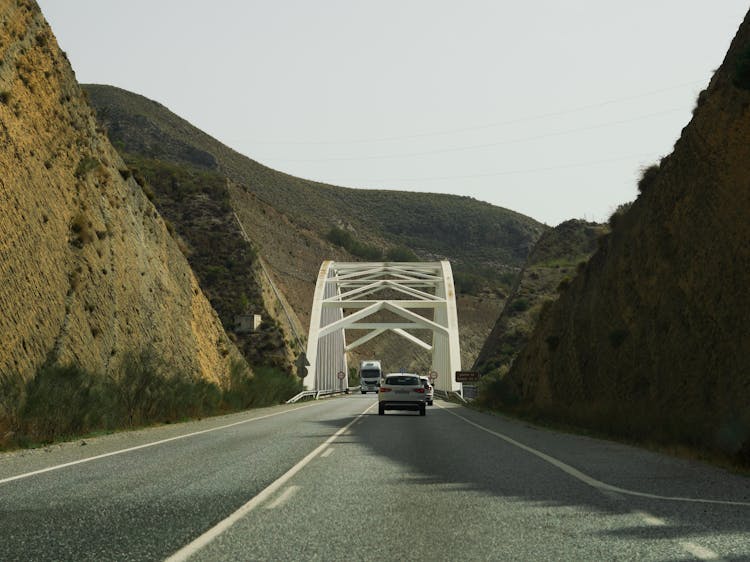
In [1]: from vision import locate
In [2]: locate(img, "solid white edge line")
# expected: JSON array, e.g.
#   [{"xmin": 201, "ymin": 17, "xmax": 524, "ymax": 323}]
[
  {"xmin": 680, "ymin": 541, "xmax": 721, "ymax": 560},
  {"xmin": 0, "ymin": 402, "xmax": 322, "ymax": 486},
  {"xmin": 264, "ymin": 485, "xmax": 300, "ymax": 510},
  {"xmin": 434, "ymin": 402, "xmax": 750, "ymax": 507},
  {"xmin": 165, "ymin": 402, "xmax": 375, "ymax": 562}
]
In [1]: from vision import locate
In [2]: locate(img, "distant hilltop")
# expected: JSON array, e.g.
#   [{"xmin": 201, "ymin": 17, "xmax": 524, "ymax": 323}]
[{"xmin": 83, "ymin": 83, "xmax": 547, "ymax": 372}]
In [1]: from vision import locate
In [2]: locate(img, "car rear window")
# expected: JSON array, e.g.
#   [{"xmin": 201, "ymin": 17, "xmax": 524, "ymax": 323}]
[{"xmin": 384, "ymin": 376, "xmax": 419, "ymax": 385}]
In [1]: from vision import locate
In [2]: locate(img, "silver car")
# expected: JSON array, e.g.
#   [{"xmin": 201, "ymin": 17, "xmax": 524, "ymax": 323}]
[
  {"xmin": 378, "ymin": 373, "xmax": 427, "ymax": 416},
  {"xmin": 419, "ymin": 376, "xmax": 434, "ymax": 406}
]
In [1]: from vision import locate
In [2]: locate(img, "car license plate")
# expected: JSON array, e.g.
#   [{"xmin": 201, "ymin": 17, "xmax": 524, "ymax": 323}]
[{"xmin": 395, "ymin": 390, "xmax": 408, "ymax": 394}]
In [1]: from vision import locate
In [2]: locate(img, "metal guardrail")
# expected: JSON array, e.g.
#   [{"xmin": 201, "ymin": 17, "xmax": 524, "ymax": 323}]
[
  {"xmin": 286, "ymin": 390, "xmax": 317, "ymax": 403},
  {"xmin": 286, "ymin": 387, "xmax": 356, "ymax": 404},
  {"xmin": 433, "ymin": 389, "xmax": 468, "ymax": 403}
]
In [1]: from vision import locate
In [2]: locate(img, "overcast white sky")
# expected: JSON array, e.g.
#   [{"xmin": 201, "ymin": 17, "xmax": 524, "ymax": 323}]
[{"xmin": 38, "ymin": 1, "xmax": 749, "ymax": 225}]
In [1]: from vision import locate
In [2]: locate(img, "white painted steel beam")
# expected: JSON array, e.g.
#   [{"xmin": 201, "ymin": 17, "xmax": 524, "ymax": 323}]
[
  {"xmin": 304, "ymin": 261, "xmax": 462, "ymax": 393},
  {"xmin": 344, "ymin": 328, "xmax": 386, "ymax": 352},
  {"xmin": 391, "ymin": 329, "xmax": 433, "ymax": 351},
  {"xmin": 321, "ymin": 300, "xmax": 439, "ymax": 309}
]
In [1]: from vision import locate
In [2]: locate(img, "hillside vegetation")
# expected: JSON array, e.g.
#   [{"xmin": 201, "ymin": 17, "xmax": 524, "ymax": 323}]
[
  {"xmin": 498, "ymin": 10, "xmax": 750, "ymax": 465},
  {"xmin": 84, "ymin": 84, "xmax": 545, "ymax": 278},
  {"xmin": 474, "ymin": 220, "xmax": 605, "ymax": 377},
  {"xmin": 84, "ymin": 84, "xmax": 546, "ymax": 372},
  {"xmin": 121, "ymin": 155, "xmax": 291, "ymax": 370},
  {"xmin": 0, "ymin": 1, "xmax": 263, "ymax": 446}
]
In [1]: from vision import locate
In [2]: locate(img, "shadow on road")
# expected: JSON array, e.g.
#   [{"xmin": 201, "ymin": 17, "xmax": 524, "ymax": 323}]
[{"xmin": 318, "ymin": 397, "xmax": 750, "ymax": 554}]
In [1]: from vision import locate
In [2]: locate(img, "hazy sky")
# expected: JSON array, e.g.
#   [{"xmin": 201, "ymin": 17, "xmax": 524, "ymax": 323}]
[{"xmin": 38, "ymin": 1, "xmax": 749, "ymax": 225}]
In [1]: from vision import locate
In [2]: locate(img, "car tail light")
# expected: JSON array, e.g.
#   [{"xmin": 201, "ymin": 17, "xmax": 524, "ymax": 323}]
[
  {"xmin": 414, "ymin": 388, "xmax": 425, "ymax": 393},
  {"xmin": 379, "ymin": 387, "xmax": 391, "ymax": 393}
]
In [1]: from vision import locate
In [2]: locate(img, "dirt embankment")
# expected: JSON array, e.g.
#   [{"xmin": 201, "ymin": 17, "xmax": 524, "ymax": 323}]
[
  {"xmin": 505, "ymin": 9, "xmax": 750, "ymax": 461},
  {"xmin": 0, "ymin": 0, "xmax": 242, "ymax": 383},
  {"xmin": 474, "ymin": 220, "xmax": 604, "ymax": 375}
]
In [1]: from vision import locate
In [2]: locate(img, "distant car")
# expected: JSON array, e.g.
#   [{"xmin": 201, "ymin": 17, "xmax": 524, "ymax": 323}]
[
  {"xmin": 419, "ymin": 376, "xmax": 434, "ymax": 406},
  {"xmin": 378, "ymin": 373, "xmax": 426, "ymax": 416}
]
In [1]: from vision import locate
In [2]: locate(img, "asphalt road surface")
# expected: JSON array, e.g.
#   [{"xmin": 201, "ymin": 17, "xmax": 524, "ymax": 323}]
[{"xmin": 1, "ymin": 394, "xmax": 748, "ymax": 561}]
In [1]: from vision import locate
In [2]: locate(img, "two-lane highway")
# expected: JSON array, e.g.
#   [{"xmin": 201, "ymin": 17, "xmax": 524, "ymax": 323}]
[{"xmin": 1, "ymin": 395, "xmax": 748, "ymax": 561}]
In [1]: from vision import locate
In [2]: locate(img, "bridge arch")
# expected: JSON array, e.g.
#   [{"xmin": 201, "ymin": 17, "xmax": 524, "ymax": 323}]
[{"xmin": 303, "ymin": 261, "xmax": 462, "ymax": 392}]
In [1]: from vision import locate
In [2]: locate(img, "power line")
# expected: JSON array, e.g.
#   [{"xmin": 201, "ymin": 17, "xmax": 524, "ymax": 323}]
[
  {"xmin": 260, "ymin": 108, "xmax": 684, "ymax": 163},
  {"xmin": 227, "ymin": 79, "xmax": 704, "ymax": 146},
  {"xmin": 275, "ymin": 152, "xmax": 657, "ymax": 185}
]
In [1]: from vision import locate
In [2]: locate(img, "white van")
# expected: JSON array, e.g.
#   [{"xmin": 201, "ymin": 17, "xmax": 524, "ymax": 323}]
[{"xmin": 359, "ymin": 360, "xmax": 382, "ymax": 394}]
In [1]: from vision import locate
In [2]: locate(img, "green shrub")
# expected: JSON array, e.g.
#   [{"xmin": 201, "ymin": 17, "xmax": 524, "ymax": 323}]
[
  {"xmin": 1, "ymin": 351, "xmax": 297, "ymax": 450},
  {"xmin": 223, "ymin": 362, "xmax": 300, "ymax": 410},
  {"xmin": 476, "ymin": 368, "xmax": 518, "ymax": 409},
  {"xmin": 111, "ymin": 350, "xmax": 170, "ymax": 426},
  {"xmin": 385, "ymin": 245, "xmax": 418, "ymax": 261},
  {"xmin": 0, "ymin": 371, "xmax": 25, "ymax": 441},
  {"xmin": 733, "ymin": 45, "xmax": 750, "ymax": 90},
  {"xmin": 692, "ymin": 89, "xmax": 708, "ymax": 114},
  {"xmin": 453, "ymin": 270, "xmax": 484, "ymax": 295},
  {"xmin": 545, "ymin": 334, "xmax": 560, "ymax": 350},
  {"xmin": 74, "ymin": 156, "xmax": 100, "ymax": 179},
  {"xmin": 245, "ymin": 365, "xmax": 302, "ymax": 407},
  {"xmin": 349, "ymin": 240, "xmax": 382, "ymax": 261},
  {"xmin": 0, "ymin": 90, "xmax": 10, "ymax": 105},
  {"xmin": 69, "ymin": 213, "xmax": 94, "ymax": 247},
  {"xmin": 326, "ymin": 226, "xmax": 354, "ymax": 248},
  {"xmin": 608, "ymin": 201, "xmax": 633, "ymax": 228},
  {"xmin": 608, "ymin": 328, "xmax": 629, "ymax": 348},
  {"xmin": 348, "ymin": 366, "xmax": 360, "ymax": 386},
  {"xmin": 637, "ymin": 164, "xmax": 660, "ymax": 193},
  {"xmin": 556, "ymin": 277, "xmax": 571, "ymax": 292},
  {"xmin": 21, "ymin": 364, "xmax": 99, "ymax": 443},
  {"xmin": 326, "ymin": 226, "xmax": 382, "ymax": 260},
  {"xmin": 510, "ymin": 298, "xmax": 530, "ymax": 313}
]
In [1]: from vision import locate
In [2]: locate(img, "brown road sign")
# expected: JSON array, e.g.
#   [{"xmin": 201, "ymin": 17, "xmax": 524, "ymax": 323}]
[{"xmin": 455, "ymin": 371, "xmax": 480, "ymax": 383}]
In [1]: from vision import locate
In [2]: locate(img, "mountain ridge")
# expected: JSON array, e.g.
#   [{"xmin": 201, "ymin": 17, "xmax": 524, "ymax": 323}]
[{"xmin": 84, "ymin": 83, "xmax": 547, "ymax": 372}]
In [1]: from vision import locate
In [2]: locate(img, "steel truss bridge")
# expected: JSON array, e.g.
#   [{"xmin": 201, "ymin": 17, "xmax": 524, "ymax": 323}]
[{"xmin": 303, "ymin": 261, "xmax": 462, "ymax": 393}]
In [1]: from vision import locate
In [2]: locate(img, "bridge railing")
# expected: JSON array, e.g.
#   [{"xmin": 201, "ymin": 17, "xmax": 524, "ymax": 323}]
[
  {"xmin": 286, "ymin": 387, "xmax": 358, "ymax": 404},
  {"xmin": 433, "ymin": 389, "xmax": 468, "ymax": 403}
]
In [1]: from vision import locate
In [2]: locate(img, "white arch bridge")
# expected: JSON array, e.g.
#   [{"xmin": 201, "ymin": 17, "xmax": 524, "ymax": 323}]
[{"xmin": 303, "ymin": 261, "xmax": 462, "ymax": 393}]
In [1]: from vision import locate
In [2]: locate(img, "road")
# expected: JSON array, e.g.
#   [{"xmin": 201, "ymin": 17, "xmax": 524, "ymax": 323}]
[{"xmin": 1, "ymin": 394, "xmax": 748, "ymax": 561}]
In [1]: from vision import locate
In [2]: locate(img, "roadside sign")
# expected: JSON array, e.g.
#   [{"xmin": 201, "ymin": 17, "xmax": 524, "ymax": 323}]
[
  {"xmin": 337, "ymin": 371, "xmax": 346, "ymax": 380},
  {"xmin": 428, "ymin": 371, "xmax": 438, "ymax": 382},
  {"xmin": 455, "ymin": 371, "xmax": 480, "ymax": 383}
]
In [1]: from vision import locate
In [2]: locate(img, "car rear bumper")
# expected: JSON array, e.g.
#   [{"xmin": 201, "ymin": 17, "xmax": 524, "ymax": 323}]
[{"xmin": 379, "ymin": 401, "xmax": 424, "ymax": 410}]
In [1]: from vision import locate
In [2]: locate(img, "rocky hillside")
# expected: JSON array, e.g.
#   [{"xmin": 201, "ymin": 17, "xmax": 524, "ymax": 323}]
[
  {"xmin": 84, "ymin": 84, "xmax": 547, "ymax": 372},
  {"xmin": 118, "ymin": 155, "xmax": 292, "ymax": 371},
  {"xmin": 473, "ymin": 220, "xmax": 605, "ymax": 376},
  {"xmin": 0, "ymin": 0, "xmax": 242, "ymax": 384},
  {"xmin": 505, "ymin": 10, "xmax": 750, "ymax": 463}
]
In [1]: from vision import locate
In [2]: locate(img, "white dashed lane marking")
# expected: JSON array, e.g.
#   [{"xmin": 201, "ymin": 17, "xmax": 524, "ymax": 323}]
[
  {"xmin": 633, "ymin": 511, "xmax": 666, "ymax": 527},
  {"xmin": 265, "ymin": 486, "xmax": 300, "ymax": 510},
  {"xmin": 680, "ymin": 541, "xmax": 722, "ymax": 560}
]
